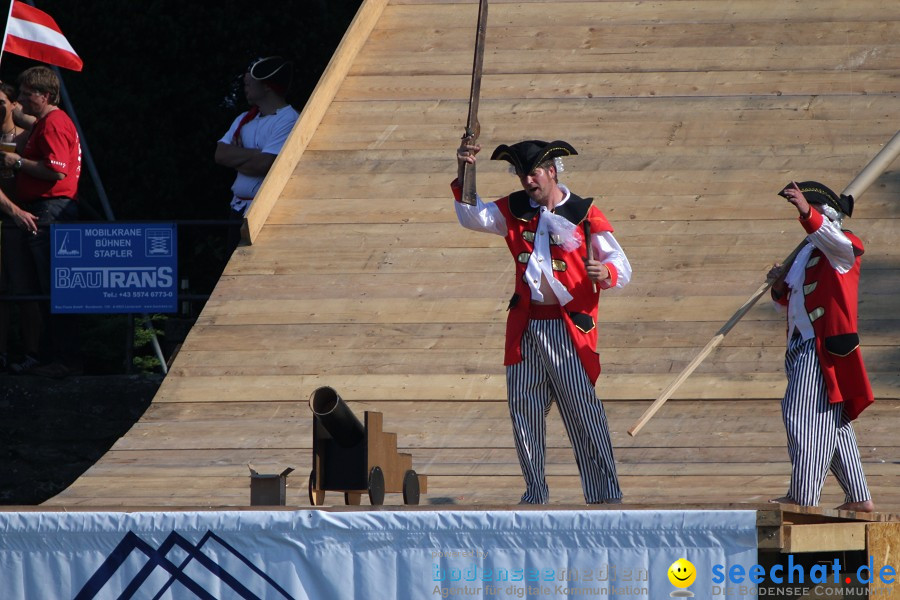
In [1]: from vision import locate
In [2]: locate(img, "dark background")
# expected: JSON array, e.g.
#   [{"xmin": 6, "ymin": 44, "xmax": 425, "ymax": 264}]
[
  {"xmin": 0, "ymin": 0, "xmax": 362, "ymax": 372},
  {"xmin": 2, "ymin": 0, "xmax": 361, "ymax": 221}
]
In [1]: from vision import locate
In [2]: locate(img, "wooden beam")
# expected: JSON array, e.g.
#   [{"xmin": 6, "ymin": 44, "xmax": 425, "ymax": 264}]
[
  {"xmin": 868, "ymin": 523, "xmax": 900, "ymax": 599},
  {"xmin": 783, "ymin": 523, "xmax": 867, "ymax": 553},
  {"xmin": 241, "ymin": 0, "xmax": 390, "ymax": 244}
]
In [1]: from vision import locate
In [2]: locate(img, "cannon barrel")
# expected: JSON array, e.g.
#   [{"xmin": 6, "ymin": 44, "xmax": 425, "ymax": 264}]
[{"xmin": 309, "ymin": 387, "xmax": 366, "ymax": 448}]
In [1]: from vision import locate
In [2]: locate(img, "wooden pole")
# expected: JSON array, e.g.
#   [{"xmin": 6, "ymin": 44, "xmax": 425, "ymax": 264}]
[{"xmin": 627, "ymin": 130, "xmax": 900, "ymax": 437}]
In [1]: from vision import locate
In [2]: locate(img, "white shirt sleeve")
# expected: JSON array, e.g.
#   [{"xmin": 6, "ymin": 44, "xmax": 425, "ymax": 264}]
[
  {"xmin": 807, "ymin": 216, "xmax": 855, "ymax": 273},
  {"xmin": 593, "ymin": 231, "xmax": 631, "ymax": 289},
  {"xmin": 454, "ymin": 194, "xmax": 507, "ymax": 237},
  {"xmin": 259, "ymin": 107, "xmax": 300, "ymax": 155},
  {"xmin": 218, "ymin": 113, "xmax": 244, "ymax": 144}
]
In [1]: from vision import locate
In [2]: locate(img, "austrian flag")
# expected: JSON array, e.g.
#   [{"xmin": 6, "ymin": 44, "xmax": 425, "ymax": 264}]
[{"xmin": 3, "ymin": 1, "xmax": 82, "ymax": 71}]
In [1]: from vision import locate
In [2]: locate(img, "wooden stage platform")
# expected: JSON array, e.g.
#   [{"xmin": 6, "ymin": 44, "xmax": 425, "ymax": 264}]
[{"xmin": 38, "ymin": 0, "xmax": 899, "ymax": 560}]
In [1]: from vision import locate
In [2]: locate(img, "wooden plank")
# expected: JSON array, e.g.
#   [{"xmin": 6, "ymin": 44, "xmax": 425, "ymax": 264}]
[
  {"xmin": 263, "ymin": 194, "xmax": 900, "ymax": 224},
  {"xmin": 195, "ymin": 295, "xmax": 900, "ymax": 326},
  {"xmin": 275, "ymin": 170, "xmax": 900, "ymax": 201},
  {"xmin": 78, "ymin": 454, "xmax": 899, "ymax": 479},
  {"xmin": 351, "ymin": 46, "xmax": 900, "ymax": 77},
  {"xmin": 44, "ymin": 475, "xmax": 891, "ymax": 497},
  {"xmin": 112, "ymin": 417, "xmax": 900, "ymax": 451},
  {"xmin": 335, "ymin": 72, "xmax": 900, "ymax": 102},
  {"xmin": 263, "ymin": 146, "xmax": 900, "ymax": 175},
  {"xmin": 321, "ymin": 95, "xmax": 900, "ymax": 126},
  {"xmin": 375, "ymin": 2, "xmax": 900, "ymax": 30},
  {"xmin": 306, "ymin": 124, "xmax": 898, "ymax": 152},
  {"xmin": 242, "ymin": 0, "xmax": 389, "ymax": 244},
  {"xmin": 151, "ymin": 373, "xmax": 900, "ymax": 403},
  {"xmin": 79, "ymin": 445, "xmax": 900, "ymax": 478},
  {"xmin": 45, "ymin": 474, "xmax": 900, "ymax": 511},
  {"xmin": 179, "ymin": 320, "xmax": 900, "ymax": 355},
  {"xmin": 362, "ymin": 21, "xmax": 900, "ymax": 53},
  {"xmin": 167, "ymin": 345, "xmax": 900, "ymax": 378},
  {"xmin": 206, "ymin": 271, "xmax": 900, "ymax": 309},
  {"xmin": 784, "ymin": 523, "xmax": 867, "ymax": 553},
  {"xmin": 68, "ymin": 443, "xmax": 897, "ymax": 478},
  {"xmin": 868, "ymin": 523, "xmax": 900, "ymax": 599},
  {"xmin": 138, "ymin": 398, "xmax": 797, "ymax": 422},
  {"xmin": 222, "ymin": 220, "xmax": 900, "ymax": 250},
  {"xmin": 221, "ymin": 248, "xmax": 900, "ymax": 279}
]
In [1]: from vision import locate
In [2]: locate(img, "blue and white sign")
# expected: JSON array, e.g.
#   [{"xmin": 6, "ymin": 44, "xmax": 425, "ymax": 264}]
[
  {"xmin": 0, "ymin": 510, "xmax": 761, "ymax": 599},
  {"xmin": 51, "ymin": 223, "xmax": 177, "ymax": 314}
]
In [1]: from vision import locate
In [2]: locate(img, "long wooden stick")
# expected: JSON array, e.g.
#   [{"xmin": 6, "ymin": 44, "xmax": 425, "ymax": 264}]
[
  {"xmin": 460, "ymin": 0, "xmax": 488, "ymax": 205},
  {"xmin": 628, "ymin": 130, "xmax": 900, "ymax": 437}
]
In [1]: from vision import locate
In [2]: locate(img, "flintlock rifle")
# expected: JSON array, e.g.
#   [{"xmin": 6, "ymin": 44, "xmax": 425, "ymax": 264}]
[{"xmin": 460, "ymin": 0, "xmax": 488, "ymax": 205}]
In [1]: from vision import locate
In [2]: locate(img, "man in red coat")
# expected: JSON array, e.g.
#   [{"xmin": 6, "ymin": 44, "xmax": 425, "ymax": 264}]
[
  {"xmin": 453, "ymin": 139, "xmax": 631, "ymax": 504},
  {"xmin": 770, "ymin": 181, "xmax": 874, "ymax": 512}
]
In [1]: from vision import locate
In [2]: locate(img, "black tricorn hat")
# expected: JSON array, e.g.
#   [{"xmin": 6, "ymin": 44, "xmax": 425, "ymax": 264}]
[
  {"xmin": 490, "ymin": 140, "xmax": 578, "ymax": 175},
  {"xmin": 779, "ymin": 181, "xmax": 854, "ymax": 217}
]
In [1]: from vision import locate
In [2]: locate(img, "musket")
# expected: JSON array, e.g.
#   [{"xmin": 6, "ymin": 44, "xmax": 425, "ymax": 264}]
[
  {"xmin": 460, "ymin": 0, "xmax": 488, "ymax": 206},
  {"xmin": 628, "ymin": 130, "xmax": 900, "ymax": 437}
]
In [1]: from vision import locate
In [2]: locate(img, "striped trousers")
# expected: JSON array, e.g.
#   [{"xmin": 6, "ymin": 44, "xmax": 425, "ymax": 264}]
[
  {"xmin": 782, "ymin": 335, "xmax": 871, "ymax": 505},
  {"xmin": 506, "ymin": 317, "xmax": 621, "ymax": 504}
]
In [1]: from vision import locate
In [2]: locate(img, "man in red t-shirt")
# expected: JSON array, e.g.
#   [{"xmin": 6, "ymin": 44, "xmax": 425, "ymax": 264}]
[{"xmin": 0, "ymin": 66, "xmax": 81, "ymax": 377}]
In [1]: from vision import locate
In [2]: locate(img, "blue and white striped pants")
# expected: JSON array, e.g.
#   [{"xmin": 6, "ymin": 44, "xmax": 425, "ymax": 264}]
[
  {"xmin": 782, "ymin": 335, "xmax": 870, "ymax": 505},
  {"xmin": 506, "ymin": 318, "xmax": 621, "ymax": 504}
]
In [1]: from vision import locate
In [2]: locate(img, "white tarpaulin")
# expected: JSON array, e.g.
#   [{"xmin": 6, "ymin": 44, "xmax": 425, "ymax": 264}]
[{"xmin": 0, "ymin": 509, "xmax": 758, "ymax": 599}]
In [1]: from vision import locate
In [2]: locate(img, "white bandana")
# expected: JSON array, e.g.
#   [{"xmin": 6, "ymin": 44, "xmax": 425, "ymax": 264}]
[{"xmin": 542, "ymin": 209, "xmax": 583, "ymax": 252}]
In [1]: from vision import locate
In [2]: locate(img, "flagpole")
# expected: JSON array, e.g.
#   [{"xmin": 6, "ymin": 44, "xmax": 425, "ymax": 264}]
[{"xmin": 52, "ymin": 68, "xmax": 115, "ymax": 220}]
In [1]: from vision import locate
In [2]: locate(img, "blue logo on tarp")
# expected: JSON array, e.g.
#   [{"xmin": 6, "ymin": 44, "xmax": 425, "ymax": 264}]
[
  {"xmin": 145, "ymin": 228, "xmax": 174, "ymax": 257},
  {"xmin": 55, "ymin": 228, "xmax": 83, "ymax": 258},
  {"xmin": 74, "ymin": 530, "xmax": 295, "ymax": 599}
]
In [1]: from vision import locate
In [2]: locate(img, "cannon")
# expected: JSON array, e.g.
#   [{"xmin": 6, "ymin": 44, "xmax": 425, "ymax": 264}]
[{"xmin": 308, "ymin": 386, "xmax": 426, "ymax": 506}]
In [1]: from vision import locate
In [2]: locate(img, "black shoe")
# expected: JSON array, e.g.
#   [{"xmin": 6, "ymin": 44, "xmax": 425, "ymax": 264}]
[{"xmin": 9, "ymin": 354, "xmax": 40, "ymax": 375}]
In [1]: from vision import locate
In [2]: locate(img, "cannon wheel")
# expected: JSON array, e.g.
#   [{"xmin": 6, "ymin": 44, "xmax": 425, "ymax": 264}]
[
  {"xmin": 367, "ymin": 466, "xmax": 385, "ymax": 506},
  {"xmin": 308, "ymin": 470, "xmax": 325, "ymax": 506},
  {"xmin": 402, "ymin": 470, "xmax": 420, "ymax": 505},
  {"xmin": 344, "ymin": 492, "xmax": 362, "ymax": 505}
]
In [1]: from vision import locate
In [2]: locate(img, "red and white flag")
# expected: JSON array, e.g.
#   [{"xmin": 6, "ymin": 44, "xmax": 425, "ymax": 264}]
[{"xmin": 3, "ymin": 1, "xmax": 82, "ymax": 71}]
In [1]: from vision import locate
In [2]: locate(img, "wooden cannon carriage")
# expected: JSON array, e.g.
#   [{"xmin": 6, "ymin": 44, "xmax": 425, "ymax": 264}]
[{"xmin": 308, "ymin": 386, "xmax": 427, "ymax": 506}]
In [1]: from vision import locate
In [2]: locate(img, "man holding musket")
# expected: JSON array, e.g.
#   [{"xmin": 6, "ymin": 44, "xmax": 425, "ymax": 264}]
[
  {"xmin": 769, "ymin": 181, "xmax": 874, "ymax": 512},
  {"xmin": 453, "ymin": 139, "xmax": 631, "ymax": 504}
]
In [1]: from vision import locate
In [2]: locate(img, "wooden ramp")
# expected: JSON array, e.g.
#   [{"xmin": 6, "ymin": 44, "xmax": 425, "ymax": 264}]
[{"xmin": 45, "ymin": 0, "xmax": 900, "ymax": 511}]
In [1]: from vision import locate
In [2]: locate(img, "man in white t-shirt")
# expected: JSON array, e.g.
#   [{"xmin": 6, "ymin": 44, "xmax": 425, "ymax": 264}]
[{"xmin": 215, "ymin": 56, "xmax": 299, "ymax": 247}]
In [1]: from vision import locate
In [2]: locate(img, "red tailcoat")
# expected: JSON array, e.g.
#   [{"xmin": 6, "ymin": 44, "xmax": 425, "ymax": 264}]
[
  {"xmin": 776, "ymin": 209, "xmax": 874, "ymax": 420},
  {"xmin": 494, "ymin": 191, "xmax": 616, "ymax": 385}
]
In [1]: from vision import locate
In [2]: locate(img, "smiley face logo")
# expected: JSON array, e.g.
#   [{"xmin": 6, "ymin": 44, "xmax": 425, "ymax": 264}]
[{"xmin": 668, "ymin": 558, "xmax": 696, "ymax": 588}]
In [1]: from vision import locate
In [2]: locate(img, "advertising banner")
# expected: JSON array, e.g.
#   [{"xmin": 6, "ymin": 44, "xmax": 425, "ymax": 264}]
[
  {"xmin": 50, "ymin": 223, "xmax": 177, "ymax": 314},
  {"xmin": 0, "ymin": 509, "xmax": 759, "ymax": 599}
]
